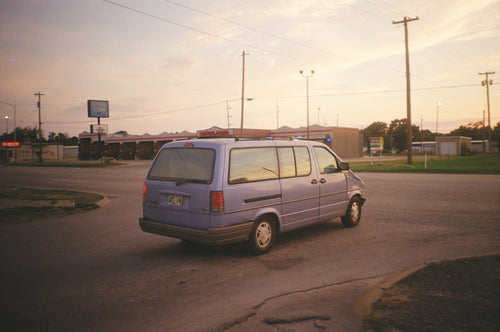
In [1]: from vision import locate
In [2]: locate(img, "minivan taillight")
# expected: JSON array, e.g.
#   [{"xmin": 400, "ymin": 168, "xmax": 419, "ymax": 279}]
[
  {"xmin": 210, "ymin": 191, "xmax": 224, "ymax": 213},
  {"xmin": 142, "ymin": 184, "xmax": 147, "ymax": 202}
]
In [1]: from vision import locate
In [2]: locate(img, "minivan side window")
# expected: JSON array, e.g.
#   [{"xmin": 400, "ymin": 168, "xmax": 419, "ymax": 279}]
[
  {"xmin": 229, "ymin": 148, "xmax": 279, "ymax": 184},
  {"xmin": 277, "ymin": 146, "xmax": 311, "ymax": 178},
  {"xmin": 294, "ymin": 146, "xmax": 311, "ymax": 176},
  {"xmin": 278, "ymin": 147, "xmax": 295, "ymax": 178},
  {"xmin": 314, "ymin": 146, "xmax": 339, "ymax": 174}
]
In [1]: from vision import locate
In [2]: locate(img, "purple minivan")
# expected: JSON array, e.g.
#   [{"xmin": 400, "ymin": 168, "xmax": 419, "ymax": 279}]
[{"xmin": 140, "ymin": 138, "xmax": 366, "ymax": 254}]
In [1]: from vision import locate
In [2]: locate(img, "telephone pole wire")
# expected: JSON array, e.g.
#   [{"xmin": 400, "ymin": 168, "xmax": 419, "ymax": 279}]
[
  {"xmin": 393, "ymin": 16, "xmax": 419, "ymax": 164},
  {"xmin": 479, "ymin": 71, "xmax": 495, "ymax": 154},
  {"xmin": 35, "ymin": 92, "xmax": 45, "ymax": 162}
]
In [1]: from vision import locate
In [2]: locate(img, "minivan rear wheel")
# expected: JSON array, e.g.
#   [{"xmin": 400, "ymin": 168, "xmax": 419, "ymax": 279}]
[
  {"xmin": 341, "ymin": 196, "xmax": 362, "ymax": 228},
  {"xmin": 249, "ymin": 216, "xmax": 277, "ymax": 255}
]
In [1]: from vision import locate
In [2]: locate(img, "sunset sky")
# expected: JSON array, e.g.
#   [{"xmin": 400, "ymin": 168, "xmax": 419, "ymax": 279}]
[{"xmin": 1, "ymin": 0, "xmax": 499, "ymax": 137}]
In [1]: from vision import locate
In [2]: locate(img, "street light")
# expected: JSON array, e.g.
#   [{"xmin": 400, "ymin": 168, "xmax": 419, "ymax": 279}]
[
  {"xmin": 4, "ymin": 115, "xmax": 11, "ymax": 133},
  {"xmin": 0, "ymin": 101, "xmax": 17, "ymax": 163},
  {"xmin": 435, "ymin": 102, "xmax": 442, "ymax": 136},
  {"xmin": 299, "ymin": 70, "xmax": 314, "ymax": 139}
]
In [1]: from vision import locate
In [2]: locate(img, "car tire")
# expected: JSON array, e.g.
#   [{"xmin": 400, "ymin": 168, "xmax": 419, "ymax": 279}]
[
  {"xmin": 341, "ymin": 196, "xmax": 362, "ymax": 228},
  {"xmin": 249, "ymin": 216, "xmax": 277, "ymax": 255}
]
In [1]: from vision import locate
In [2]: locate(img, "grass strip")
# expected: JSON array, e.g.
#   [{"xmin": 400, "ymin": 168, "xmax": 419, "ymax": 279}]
[{"xmin": 350, "ymin": 154, "xmax": 500, "ymax": 174}]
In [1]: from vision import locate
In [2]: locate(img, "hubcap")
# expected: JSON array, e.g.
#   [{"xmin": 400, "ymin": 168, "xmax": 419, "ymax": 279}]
[
  {"xmin": 351, "ymin": 202, "xmax": 359, "ymax": 222},
  {"xmin": 255, "ymin": 222, "xmax": 272, "ymax": 248}
]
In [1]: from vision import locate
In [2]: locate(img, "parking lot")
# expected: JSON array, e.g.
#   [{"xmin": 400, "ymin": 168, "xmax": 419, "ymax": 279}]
[{"xmin": 1, "ymin": 162, "xmax": 499, "ymax": 331}]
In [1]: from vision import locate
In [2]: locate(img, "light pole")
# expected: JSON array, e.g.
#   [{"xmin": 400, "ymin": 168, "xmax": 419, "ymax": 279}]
[
  {"xmin": 0, "ymin": 101, "xmax": 17, "ymax": 163},
  {"xmin": 435, "ymin": 102, "xmax": 442, "ymax": 136},
  {"xmin": 299, "ymin": 70, "xmax": 314, "ymax": 139},
  {"xmin": 4, "ymin": 115, "xmax": 11, "ymax": 133}
]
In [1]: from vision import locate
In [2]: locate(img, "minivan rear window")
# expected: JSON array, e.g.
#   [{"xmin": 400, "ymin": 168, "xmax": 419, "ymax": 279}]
[{"xmin": 148, "ymin": 148, "xmax": 215, "ymax": 183}]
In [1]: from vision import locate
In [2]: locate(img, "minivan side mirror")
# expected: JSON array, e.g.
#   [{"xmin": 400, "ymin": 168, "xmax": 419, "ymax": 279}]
[{"xmin": 339, "ymin": 162, "xmax": 350, "ymax": 171}]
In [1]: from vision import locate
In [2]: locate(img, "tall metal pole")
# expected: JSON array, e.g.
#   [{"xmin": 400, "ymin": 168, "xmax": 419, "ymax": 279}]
[
  {"xmin": 393, "ymin": 16, "xmax": 419, "ymax": 164},
  {"xmin": 435, "ymin": 102, "xmax": 441, "ymax": 136},
  {"xmin": 226, "ymin": 100, "xmax": 232, "ymax": 129},
  {"xmin": 35, "ymin": 92, "xmax": 45, "ymax": 162},
  {"xmin": 240, "ymin": 51, "xmax": 249, "ymax": 137},
  {"xmin": 0, "ymin": 101, "xmax": 17, "ymax": 163},
  {"xmin": 299, "ymin": 70, "xmax": 314, "ymax": 139},
  {"xmin": 479, "ymin": 71, "xmax": 495, "ymax": 154},
  {"xmin": 276, "ymin": 101, "xmax": 279, "ymax": 129}
]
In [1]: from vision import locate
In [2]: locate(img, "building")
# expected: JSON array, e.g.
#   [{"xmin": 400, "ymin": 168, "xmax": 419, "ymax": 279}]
[
  {"xmin": 0, "ymin": 143, "xmax": 64, "ymax": 162},
  {"xmin": 436, "ymin": 136, "xmax": 472, "ymax": 156},
  {"xmin": 78, "ymin": 125, "xmax": 364, "ymax": 160}
]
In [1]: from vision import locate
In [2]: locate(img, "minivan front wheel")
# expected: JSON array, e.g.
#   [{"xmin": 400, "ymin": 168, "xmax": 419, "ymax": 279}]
[
  {"xmin": 341, "ymin": 196, "xmax": 362, "ymax": 228},
  {"xmin": 249, "ymin": 216, "xmax": 277, "ymax": 255}
]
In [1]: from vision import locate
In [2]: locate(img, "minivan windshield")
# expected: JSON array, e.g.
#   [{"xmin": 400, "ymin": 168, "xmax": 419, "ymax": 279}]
[{"xmin": 148, "ymin": 148, "xmax": 215, "ymax": 183}]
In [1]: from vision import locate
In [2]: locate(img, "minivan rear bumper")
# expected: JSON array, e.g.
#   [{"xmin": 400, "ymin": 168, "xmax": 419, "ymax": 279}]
[{"xmin": 139, "ymin": 217, "xmax": 254, "ymax": 245}]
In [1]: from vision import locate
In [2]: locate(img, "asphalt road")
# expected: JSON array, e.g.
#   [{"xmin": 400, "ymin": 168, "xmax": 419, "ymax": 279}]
[{"xmin": 1, "ymin": 162, "xmax": 499, "ymax": 331}]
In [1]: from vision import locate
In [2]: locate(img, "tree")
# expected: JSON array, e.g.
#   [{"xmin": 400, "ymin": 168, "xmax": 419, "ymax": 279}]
[
  {"xmin": 388, "ymin": 118, "xmax": 419, "ymax": 153},
  {"xmin": 449, "ymin": 122, "xmax": 485, "ymax": 140},
  {"xmin": 361, "ymin": 122, "xmax": 389, "ymax": 152},
  {"xmin": 114, "ymin": 130, "xmax": 128, "ymax": 136},
  {"xmin": 492, "ymin": 121, "xmax": 500, "ymax": 150},
  {"xmin": 64, "ymin": 136, "xmax": 79, "ymax": 146}
]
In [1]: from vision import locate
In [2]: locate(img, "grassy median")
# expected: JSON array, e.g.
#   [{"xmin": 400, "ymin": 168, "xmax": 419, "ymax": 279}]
[
  {"xmin": 350, "ymin": 154, "xmax": 500, "ymax": 174},
  {"xmin": 0, "ymin": 187, "xmax": 104, "ymax": 223}
]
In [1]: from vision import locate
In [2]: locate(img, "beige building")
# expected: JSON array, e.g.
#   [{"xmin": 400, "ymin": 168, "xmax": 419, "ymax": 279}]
[
  {"xmin": 436, "ymin": 136, "xmax": 471, "ymax": 156},
  {"xmin": 79, "ymin": 125, "xmax": 364, "ymax": 160}
]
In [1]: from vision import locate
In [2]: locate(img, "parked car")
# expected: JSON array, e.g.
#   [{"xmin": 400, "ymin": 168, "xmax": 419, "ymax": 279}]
[{"xmin": 140, "ymin": 138, "xmax": 366, "ymax": 254}]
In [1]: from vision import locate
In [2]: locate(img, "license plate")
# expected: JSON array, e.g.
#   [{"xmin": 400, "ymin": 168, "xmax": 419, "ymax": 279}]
[{"xmin": 168, "ymin": 194, "xmax": 183, "ymax": 207}]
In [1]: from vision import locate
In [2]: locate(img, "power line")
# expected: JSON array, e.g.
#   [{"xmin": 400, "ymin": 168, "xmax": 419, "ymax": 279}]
[
  {"xmin": 42, "ymin": 82, "xmax": 494, "ymax": 125},
  {"xmin": 101, "ymin": 0, "xmax": 305, "ymax": 62},
  {"xmin": 163, "ymin": 0, "xmax": 349, "ymax": 61}
]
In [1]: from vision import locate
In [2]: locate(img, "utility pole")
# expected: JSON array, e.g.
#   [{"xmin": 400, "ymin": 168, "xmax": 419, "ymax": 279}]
[
  {"xmin": 479, "ymin": 71, "xmax": 494, "ymax": 154},
  {"xmin": 276, "ymin": 101, "xmax": 279, "ymax": 129},
  {"xmin": 35, "ymin": 92, "xmax": 45, "ymax": 162},
  {"xmin": 393, "ymin": 16, "xmax": 419, "ymax": 164},
  {"xmin": 299, "ymin": 70, "xmax": 314, "ymax": 139},
  {"xmin": 240, "ymin": 51, "xmax": 250, "ymax": 137},
  {"xmin": 226, "ymin": 100, "xmax": 232, "ymax": 129}
]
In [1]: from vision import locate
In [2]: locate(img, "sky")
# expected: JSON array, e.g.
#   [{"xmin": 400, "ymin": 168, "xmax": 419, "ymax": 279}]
[{"xmin": 1, "ymin": 0, "xmax": 499, "ymax": 138}]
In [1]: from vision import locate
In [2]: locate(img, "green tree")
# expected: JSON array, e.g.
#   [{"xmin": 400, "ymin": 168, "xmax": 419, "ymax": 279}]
[
  {"xmin": 388, "ymin": 118, "xmax": 420, "ymax": 153},
  {"xmin": 449, "ymin": 122, "xmax": 486, "ymax": 140},
  {"xmin": 361, "ymin": 121, "xmax": 392, "ymax": 152},
  {"xmin": 492, "ymin": 121, "xmax": 500, "ymax": 150},
  {"xmin": 64, "ymin": 136, "xmax": 78, "ymax": 146}
]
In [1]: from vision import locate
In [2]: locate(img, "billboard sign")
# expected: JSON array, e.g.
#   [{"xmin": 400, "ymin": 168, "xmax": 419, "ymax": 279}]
[
  {"xmin": 87, "ymin": 100, "xmax": 109, "ymax": 118},
  {"xmin": 370, "ymin": 136, "xmax": 384, "ymax": 155}
]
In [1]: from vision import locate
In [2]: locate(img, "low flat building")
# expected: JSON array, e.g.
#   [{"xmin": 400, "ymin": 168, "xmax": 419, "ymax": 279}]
[{"xmin": 78, "ymin": 125, "xmax": 364, "ymax": 160}]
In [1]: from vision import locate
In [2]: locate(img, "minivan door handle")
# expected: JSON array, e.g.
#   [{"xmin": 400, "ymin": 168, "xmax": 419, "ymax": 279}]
[
  {"xmin": 319, "ymin": 178, "xmax": 326, "ymax": 184},
  {"xmin": 311, "ymin": 179, "xmax": 318, "ymax": 185}
]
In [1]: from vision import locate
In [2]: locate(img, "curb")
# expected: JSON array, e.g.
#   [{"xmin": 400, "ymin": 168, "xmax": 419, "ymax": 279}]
[
  {"xmin": 95, "ymin": 196, "xmax": 111, "ymax": 208},
  {"xmin": 352, "ymin": 265, "xmax": 424, "ymax": 320}
]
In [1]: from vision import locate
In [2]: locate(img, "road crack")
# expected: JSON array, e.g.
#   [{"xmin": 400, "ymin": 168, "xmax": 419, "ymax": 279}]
[{"xmin": 224, "ymin": 273, "xmax": 392, "ymax": 330}]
